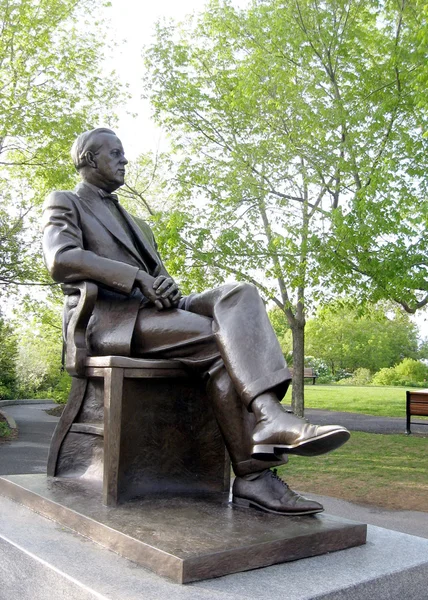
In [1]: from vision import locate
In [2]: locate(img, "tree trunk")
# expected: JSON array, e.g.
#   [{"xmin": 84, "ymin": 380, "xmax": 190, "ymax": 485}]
[{"xmin": 291, "ymin": 319, "xmax": 305, "ymax": 417}]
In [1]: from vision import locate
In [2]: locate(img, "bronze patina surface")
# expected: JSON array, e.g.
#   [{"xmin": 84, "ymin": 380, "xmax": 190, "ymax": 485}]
[
  {"xmin": 41, "ymin": 128, "xmax": 351, "ymax": 515},
  {"xmin": 0, "ymin": 474, "xmax": 367, "ymax": 584}
]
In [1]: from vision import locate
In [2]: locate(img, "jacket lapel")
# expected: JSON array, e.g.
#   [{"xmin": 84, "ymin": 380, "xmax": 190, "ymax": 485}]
[
  {"xmin": 119, "ymin": 209, "xmax": 160, "ymax": 270},
  {"xmin": 75, "ymin": 182, "xmax": 148, "ymax": 267}
]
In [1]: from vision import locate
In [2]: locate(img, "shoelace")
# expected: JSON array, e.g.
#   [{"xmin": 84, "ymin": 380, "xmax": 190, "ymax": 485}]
[
  {"xmin": 271, "ymin": 468, "xmax": 289, "ymax": 489},
  {"xmin": 270, "ymin": 469, "xmax": 305, "ymax": 503}
]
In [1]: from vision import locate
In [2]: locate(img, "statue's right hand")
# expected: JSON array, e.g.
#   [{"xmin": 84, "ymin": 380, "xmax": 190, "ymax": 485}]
[{"xmin": 134, "ymin": 270, "xmax": 171, "ymax": 310}]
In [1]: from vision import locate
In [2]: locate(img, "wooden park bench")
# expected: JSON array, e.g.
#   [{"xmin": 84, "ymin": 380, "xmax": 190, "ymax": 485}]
[
  {"xmin": 289, "ymin": 367, "xmax": 317, "ymax": 385},
  {"xmin": 406, "ymin": 389, "xmax": 428, "ymax": 435}
]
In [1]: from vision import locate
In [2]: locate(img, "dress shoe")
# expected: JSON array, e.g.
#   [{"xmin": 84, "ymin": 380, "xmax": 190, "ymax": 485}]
[
  {"xmin": 232, "ymin": 469, "xmax": 324, "ymax": 515},
  {"xmin": 251, "ymin": 395, "xmax": 350, "ymax": 460}
]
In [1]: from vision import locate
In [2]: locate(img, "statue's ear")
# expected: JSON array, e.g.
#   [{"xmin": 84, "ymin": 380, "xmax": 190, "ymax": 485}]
[{"xmin": 85, "ymin": 151, "xmax": 97, "ymax": 169}]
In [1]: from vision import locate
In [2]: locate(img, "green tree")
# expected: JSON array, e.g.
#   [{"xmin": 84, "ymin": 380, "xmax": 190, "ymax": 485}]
[
  {"xmin": 268, "ymin": 306, "xmax": 290, "ymax": 340},
  {"xmin": 419, "ymin": 338, "xmax": 428, "ymax": 360},
  {"xmin": 143, "ymin": 0, "xmax": 426, "ymax": 414},
  {"xmin": 0, "ymin": 313, "xmax": 18, "ymax": 398},
  {"xmin": 305, "ymin": 302, "xmax": 419, "ymax": 374},
  {"xmin": 0, "ymin": 0, "xmax": 122, "ymax": 292},
  {"xmin": 14, "ymin": 298, "xmax": 70, "ymax": 401}
]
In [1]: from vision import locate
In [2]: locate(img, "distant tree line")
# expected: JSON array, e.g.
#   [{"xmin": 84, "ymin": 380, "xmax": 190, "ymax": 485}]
[{"xmin": 269, "ymin": 301, "xmax": 428, "ymax": 387}]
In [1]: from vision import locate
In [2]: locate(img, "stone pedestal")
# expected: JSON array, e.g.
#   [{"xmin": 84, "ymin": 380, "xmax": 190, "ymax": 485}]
[{"xmin": 0, "ymin": 474, "xmax": 366, "ymax": 584}]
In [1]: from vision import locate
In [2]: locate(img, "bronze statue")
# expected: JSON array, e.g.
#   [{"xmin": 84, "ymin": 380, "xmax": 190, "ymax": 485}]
[{"xmin": 42, "ymin": 128, "xmax": 350, "ymax": 515}]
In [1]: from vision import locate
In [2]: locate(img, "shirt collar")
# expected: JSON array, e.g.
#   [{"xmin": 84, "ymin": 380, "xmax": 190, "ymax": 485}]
[{"xmin": 83, "ymin": 181, "xmax": 119, "ymax": 203}]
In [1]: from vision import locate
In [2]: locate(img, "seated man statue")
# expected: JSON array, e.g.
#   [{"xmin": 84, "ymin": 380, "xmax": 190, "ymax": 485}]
[{"xmin": 42, "ymin": 128, "xmax": 350, "ymax": 516}]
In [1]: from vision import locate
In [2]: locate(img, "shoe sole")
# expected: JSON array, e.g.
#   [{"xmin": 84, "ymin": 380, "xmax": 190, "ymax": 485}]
[
  {"xmin": 232, "ymin": 495, "xmax": 324, "ymax": 516},
  {"xmin": 252, "ymin": 429, "xmax": 350, "ymax": 460}
]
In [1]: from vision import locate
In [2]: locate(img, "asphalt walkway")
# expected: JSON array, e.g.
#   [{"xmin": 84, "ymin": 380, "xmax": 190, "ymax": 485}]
[
  {"xmin": 0, "ymin": 402, "xmax": 57, "ymax": 475},
  {"xmin": 306, "ymin": 407, "xmax": 428, "ymax": 435},
  {"xmin": 1, "ymin": 401, "xmax": 427, "ymax": 540}
]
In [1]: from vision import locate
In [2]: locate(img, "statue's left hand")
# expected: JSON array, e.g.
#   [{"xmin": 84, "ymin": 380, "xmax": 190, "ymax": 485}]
[{"xmin": 153, "ymin": 276, "xmax": 182, "ymax": 308}]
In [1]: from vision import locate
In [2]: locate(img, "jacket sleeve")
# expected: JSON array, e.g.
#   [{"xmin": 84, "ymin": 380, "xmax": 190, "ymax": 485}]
[{"xmin": 42, "ymin": 191, "xmax": 139, "ymax": 293}]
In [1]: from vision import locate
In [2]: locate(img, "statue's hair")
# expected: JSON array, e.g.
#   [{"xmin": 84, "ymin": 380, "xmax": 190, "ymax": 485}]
[{"xmin": 71, "ymin": 128, "xmax": 117, "ymax": 170}]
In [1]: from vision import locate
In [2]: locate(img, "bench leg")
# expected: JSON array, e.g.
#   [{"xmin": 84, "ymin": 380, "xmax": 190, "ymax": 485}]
[
  {"xmin": 103, "ymin": 368, "xmax": 124, "ymax": 506},
  {"xmin": 405, "ymin": 391, "xmax": 411, "ymax": 435}
]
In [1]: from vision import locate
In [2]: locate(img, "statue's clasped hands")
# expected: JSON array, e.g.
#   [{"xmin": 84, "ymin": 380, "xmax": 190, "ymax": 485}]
[{"xmin": 135, "ymin": 270, "xmax": 182, "ymax": 310}]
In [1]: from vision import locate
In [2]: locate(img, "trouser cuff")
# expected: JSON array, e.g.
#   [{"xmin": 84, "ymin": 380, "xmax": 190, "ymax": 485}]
[{"xmin": 232, "ymin": 456, "xmax": 288, "ymax": 477}]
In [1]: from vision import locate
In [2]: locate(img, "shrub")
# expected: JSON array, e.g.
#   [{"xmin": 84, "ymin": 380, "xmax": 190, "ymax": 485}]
[
  {"xmin": 40, "ymin": 371, "xmax": 71, "ymax": 404},
  {"xmin": 0, "ymin": 383, "xmax": 15, "ymax": 400},
  {"xmin": 394, "ymin": 358, "xmax": 428, "ymax": 383},
  {"xmin": 337, "ymin": 368, "xmax": 372, "ymax": 386},
  {"xmin": 333, "ymin": 369, "xmax": 352, "ymax": 382},
  {"xmin": 372, "ymin": 367, "xmax": 400, "ymax": 386},
  {"xmin": 304, "ymin": 356, "xmax": 330, "ymax": 377},
  {"xmin": 372, "ymin": 359, "xmax": 428, "ymax": 387},
  {"xmin": 317, "ymin": 374, "xmax": 335, "ymax": 384}
]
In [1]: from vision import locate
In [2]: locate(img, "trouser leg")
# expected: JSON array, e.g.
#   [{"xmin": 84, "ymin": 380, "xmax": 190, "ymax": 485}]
[
  {"xmin": 206, "ymin": 364, "xmax": 286, "ymax": 476},
  {"xmin": 131, "ymin": 304, "xmax": 288, "ymax": 474},
  {"xmin": 182, "ymin": 282, "xmax": 291, "ymax": 407}
]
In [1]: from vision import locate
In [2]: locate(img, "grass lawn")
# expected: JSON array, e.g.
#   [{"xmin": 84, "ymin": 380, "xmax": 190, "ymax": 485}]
[
  {"xmin": 277, "ymin": 431, "xmax": 428, "ymax": 511},
  {"xmin": 295, "ymin": 385, "xmax": 415, "ymax": 418}
]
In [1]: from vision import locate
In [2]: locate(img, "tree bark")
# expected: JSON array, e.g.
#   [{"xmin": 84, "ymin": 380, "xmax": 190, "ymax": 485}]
[{"xmin": 291, "ymin": 319, "xmax": 305, "ymax": 417}]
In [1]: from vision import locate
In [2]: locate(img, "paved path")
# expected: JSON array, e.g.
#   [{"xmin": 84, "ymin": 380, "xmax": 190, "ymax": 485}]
[
  {"xmin": 1, "ymin": 401, "xmax": 427, "ymax": 540},
  {"xmin": 0, "ymin": 403, "xmax": 57, "ymax": 476},
  {"xmin": 307, "ymin": 408, "xmax": 428, "ymax": 435}
]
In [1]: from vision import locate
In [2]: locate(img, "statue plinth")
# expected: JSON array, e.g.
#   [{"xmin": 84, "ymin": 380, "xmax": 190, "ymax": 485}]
[{"xmin": 0, "ymin": 474, "xmax": 367, "ymax": 584}]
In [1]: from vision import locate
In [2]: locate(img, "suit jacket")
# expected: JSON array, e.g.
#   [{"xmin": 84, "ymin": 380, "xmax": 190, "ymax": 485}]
[{"xmin": 42, "ymin": 181, "xmax": 170, "ymax": 356}]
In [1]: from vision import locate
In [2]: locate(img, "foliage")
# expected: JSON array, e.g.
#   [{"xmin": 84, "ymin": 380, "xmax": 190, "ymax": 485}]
[
  {"xmin": 337, "ymin": 367, "xmax": 372, "ymax": 386},
  {"xmin": 143, "ymin": 0, "xmax": 427, "ymax": 414},
  {"xmin": 0, "ymin": 420, "xmax": 12, "ymax": 438},
  {"xmin": 419, "ymin": 337, "xmax": 428, "ymax": 360},
  {"xmin": 14, "ymin": 300, "xmax": 70, "ymax": 402},
  {"xmin": 0, "ymin": 0, "xmax": 123, "ymax": 293},
  {"xmin": 0, "ymin": 314, "xmax": 18, "ymax": 398},
  {"xmin": 35, "ymin": 370, "xmax": 71, "ymax": 404},
  {"xmin": 303, "ymin": 356, "xmax": 334, "ymax": 383},
  {"xmin": 305, "ymin": 301, "xmax": 419, "ymax": 374},
  {"xmin": 277, "ymin": 329, "xmax": 293, "ymax": 365},
  {"xmin": 268, "ymin": 307, "xmax": 290, "ymax": 340},
  {"xmin": 395, "ymin": 357, "xmax": 428, "ymax": 382},
  {"xmin": 372, "ymin": 357, "xmax": 428, "ymax": 387},
  {"xmin": 371, "ymin": 366, "xmax": 401, "ymax": 386}
]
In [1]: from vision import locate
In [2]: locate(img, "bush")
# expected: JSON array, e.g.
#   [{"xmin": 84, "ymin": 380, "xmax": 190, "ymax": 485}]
[
  {"xmin": 372, "ymin": 359, "xmax": 428, "ymax": 387},
  {"xmin": 36, "ymin": 371, "xmax": 71, "ymax": 404},
  {"xmin": 372, "ymin": 367, "xmax": 400, "ymax": 386},
  {"xmin": 333, "ymin": 368, "xmax": 352, "ymax": 382},
  {"xmin": 0, "ymin": 383, "xmax": 15, "ymax": 400},
  {"xmin": 337, "ymin": 368, "xmax": 372, "ymax": 386},
  {"xmin": 304, "ymin": 356, "xmax": 330, "ymax": 377},
  {"xmin": 394, "ymin": 358, "xmax": 428, "ymax": 383},
  {"xmin": 317, "ymin": 374, "xmax": 335, "ymax": 384}
]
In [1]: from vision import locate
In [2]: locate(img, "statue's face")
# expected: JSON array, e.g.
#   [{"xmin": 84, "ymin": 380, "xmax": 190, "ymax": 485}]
[{"xmin": 88, "ymin": 132, "xmax": 128, "ymax": 191}]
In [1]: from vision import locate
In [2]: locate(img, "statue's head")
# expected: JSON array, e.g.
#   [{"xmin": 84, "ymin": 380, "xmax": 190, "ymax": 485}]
[{"xmin": 71, "ymin": 128, "xmax": 128, "ymax": 192}]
